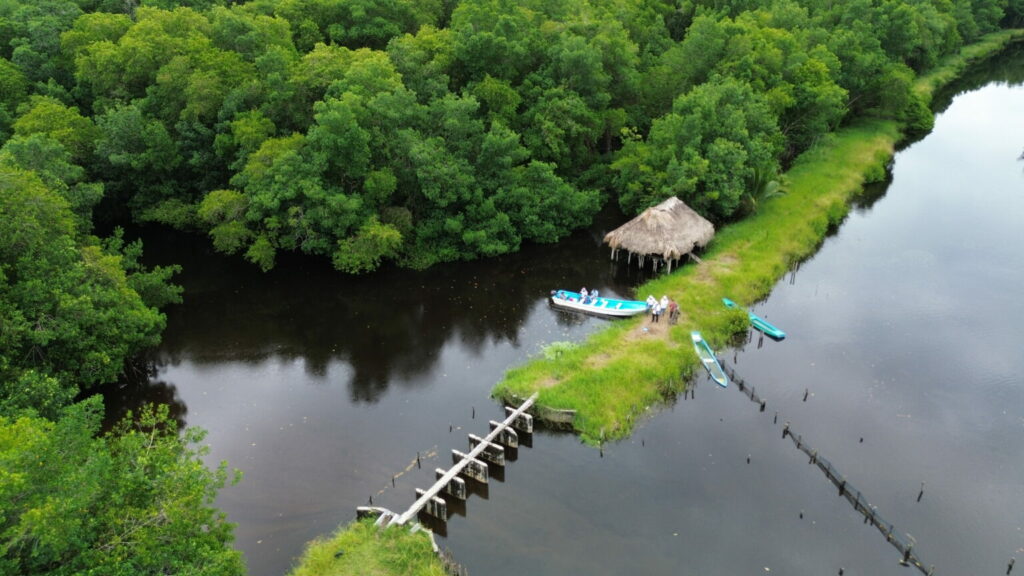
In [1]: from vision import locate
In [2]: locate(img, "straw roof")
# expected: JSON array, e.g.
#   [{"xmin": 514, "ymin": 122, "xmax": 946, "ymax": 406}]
[{"xmin": 603, "ymin": 197, "xmax": 714, "ymax": 265}]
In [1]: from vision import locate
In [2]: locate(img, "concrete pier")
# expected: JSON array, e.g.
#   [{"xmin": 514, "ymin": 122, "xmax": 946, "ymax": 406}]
[
  {"xmin": 468, "ymin": 434, "xmax": 505, "ymax": 466},
  {"xmin": 489, "ymin": 420, "xmax": 519, "ymax": 447},
  {"xmin": 390, "ymin": 392, "xmax": 538, "ymax": 526},
  {"xmin": 435, "ymin": 468, "xmax": 468, "ymax": 500}
]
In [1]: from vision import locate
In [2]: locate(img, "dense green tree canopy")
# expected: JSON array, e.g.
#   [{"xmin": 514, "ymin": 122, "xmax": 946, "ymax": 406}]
[
  {"xmin": 0, "ymin": 397, "xmax": 244, "ymax": 575},
  {"xmin": 1, "ymin": 0, "xmax": 1003, "ymax": 271},
  {"xmin": 0, "ymin": 166, "xmax": 171, "ymax": 398}
]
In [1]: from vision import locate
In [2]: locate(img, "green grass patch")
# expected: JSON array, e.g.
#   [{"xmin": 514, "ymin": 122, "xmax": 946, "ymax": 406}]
[{"xmin": 288, "ymin": 518, "xmax": 446, "ymax": 576}]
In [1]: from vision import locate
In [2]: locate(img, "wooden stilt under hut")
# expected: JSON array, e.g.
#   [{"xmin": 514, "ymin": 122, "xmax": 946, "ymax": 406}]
[{"xmin": 603, "ymin": 197, "xmax": 715, "ymax": 273}]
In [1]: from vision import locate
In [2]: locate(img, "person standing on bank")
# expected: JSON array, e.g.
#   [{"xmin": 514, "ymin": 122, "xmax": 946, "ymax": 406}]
[{"xmin": 668, "ymin": 299, "xmax": 679, "ymax": 325}]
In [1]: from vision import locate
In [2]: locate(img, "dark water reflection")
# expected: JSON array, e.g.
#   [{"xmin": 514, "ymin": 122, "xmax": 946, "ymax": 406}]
[
  {"xmin": 102, "ymin": 50, "xmax": 1024, "ymax": 576},
  {"xmin": 100, "ymin": 206, "xmax": 655, "ymax": 575}
]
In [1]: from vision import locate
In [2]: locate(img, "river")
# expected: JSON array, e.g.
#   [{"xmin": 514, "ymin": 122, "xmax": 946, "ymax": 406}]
[{"xmin": 104, "ymin": 48, "xmax": 1024, "ymax": 575}]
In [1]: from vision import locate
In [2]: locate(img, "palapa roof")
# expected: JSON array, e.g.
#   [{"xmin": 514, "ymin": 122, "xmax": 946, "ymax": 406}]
[{"xmin": 603, "ymin": 197, "xmax": 715, "ymax": 261}]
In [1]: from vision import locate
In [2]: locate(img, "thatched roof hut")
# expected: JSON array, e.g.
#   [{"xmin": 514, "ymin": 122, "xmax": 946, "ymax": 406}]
[{"xmin": 603, "ymin": 197, "xmax": 715, "ymax": 273}]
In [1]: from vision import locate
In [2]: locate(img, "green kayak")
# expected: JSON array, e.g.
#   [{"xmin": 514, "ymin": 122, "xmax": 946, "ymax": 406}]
[
  {"xmin": 691, "ymin": 331, "xmax": 728, "ymax": 387},
  {"xmin": 722, "ymin": 298, "xmax": 787, "ymax": 340}
]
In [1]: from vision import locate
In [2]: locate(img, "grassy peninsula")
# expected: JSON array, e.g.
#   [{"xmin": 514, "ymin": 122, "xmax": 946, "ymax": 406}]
[{"xmin": 492, "ymin": 29, "xmax": 1024, "ymax": 445}]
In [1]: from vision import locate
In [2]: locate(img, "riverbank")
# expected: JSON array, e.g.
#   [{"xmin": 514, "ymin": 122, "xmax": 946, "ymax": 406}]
[{"xmin": 492, "ymin": 28, "xmax": 1024, "ymax": 445}]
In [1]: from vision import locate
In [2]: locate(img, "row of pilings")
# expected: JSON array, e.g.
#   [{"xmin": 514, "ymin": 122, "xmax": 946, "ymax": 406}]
[{"xmin": 722, "ymin": 363, "xmax": 937, "ymax": 575}]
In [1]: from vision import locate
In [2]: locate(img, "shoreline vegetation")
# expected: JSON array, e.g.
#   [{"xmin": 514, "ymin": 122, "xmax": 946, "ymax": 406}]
[
  {"xmin": 289, "ymin": 30, "xmax": 1022, "ymax": 576},
  {"xmin": 493, "ymin": 29, "xmax": 1024, "ymax": 445}
]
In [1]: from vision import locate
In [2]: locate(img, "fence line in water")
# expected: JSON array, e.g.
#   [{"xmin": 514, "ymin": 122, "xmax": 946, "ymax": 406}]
[{"xmin": 721, "ymin": 363, "xmax": 936, "ymax": 576}]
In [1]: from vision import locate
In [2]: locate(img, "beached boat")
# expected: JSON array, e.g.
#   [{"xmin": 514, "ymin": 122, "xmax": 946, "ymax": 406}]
[
  {"xmin": 549, "ymin": 290, "xmax": 649, "ymax": 318},
  {"xmin": 722, "ymin": 298, "xmax": 786, "ymax": 340},
  {"xmin": 691, "ymin": 331, "xmax": 728, "ymax": 387}
]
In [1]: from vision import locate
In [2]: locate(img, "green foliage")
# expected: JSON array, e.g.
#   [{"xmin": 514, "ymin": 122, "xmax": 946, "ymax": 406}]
[
  {"xmin": 101, "ymin": 228, "xmax": 183, "ymax": 310},
  {"xmin": 744, "ymin": 164, "xmax": 787, "ymax": 214},
  {"xmin": 723, "ymin": 306, "xmax": 751, "ymax": 335},
  {"xmin": 198, "ymin": 188, "xmax": 248, "ymax": 225},
  {"xmin": 542, "ymin": 341, "xmax": 579, "ymax": 360},
  {"xmin": 288, "ymin": 518, "xmax": 445, "ymax": 576},
  {"xmin": 0, "ymin": 57, "xmax": 28, "ymax": 138},
  {"xmin": 614, "ymin": 76, "xmax": 783, "ymax": 220},
  {"xmin": 59, "ymin": 12, "xmax": 132, "ymax": 61},
  {"xmin": 901, "ymin": 90, "xmax": 936, "ymax": 135},
  {"xmin": 0, "ymin": 0, "xmax": 1013, "ymax": 279},
  {"xmin": 94, "ymin": 103, "xmax": 182, "ymax": 212},
  {"xmin": 0, "ymin": 133, "xmax": 103, "ymax": 229},
  {"xmin": 332, "ymin": 217, "xmax": 403, "ymax": 273},
  {"xmin": 863, "ymin": 148, "xmax": 893, "ymax": 184},
  {"xmin": 0, "ymin": 367, "xmax": 76, "ymax": 421},
  {"xmin": 1, "ymin": 0, "xmax": 82, "ymax": 87},
  {"xmin": 0, "ymin": 397, "xmax": 245, "ymax": 575},
  {"xmin": 0, "ymin": 167, "xmax": 168, "ymax": 396},
  {"xmin": 12, "ymin": 95, "xmax": 98, "ymax": 162},
  {"xmin": 245, "ymin": 233, "xmax": 276, "ymax": 271}
]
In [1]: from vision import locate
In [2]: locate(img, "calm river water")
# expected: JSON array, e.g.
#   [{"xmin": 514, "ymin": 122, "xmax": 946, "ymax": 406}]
[{"xmin": 105, "ymin": 49, "xmax": 1024, "ymax": 576}]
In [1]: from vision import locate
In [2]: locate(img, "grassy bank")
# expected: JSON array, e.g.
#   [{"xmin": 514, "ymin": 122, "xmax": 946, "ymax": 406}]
[
  {"xmin": 287, "ymin": 518, "xmax": 447, "ymax": 576},
  {"xmin": 494, "ymin": 119, "xmax": 900, "ymax": 443},
  {"xmin": 914, "ymin": 29, "xmax": 1024, "ymax": 98},
  {"xmin": 493, "ymin": 29, "xmax": 1024, "ymax": 445}
]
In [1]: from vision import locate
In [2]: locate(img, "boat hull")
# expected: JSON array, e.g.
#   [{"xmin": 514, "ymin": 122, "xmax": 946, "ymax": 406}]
[
  {"xmin": 691, "ymin": 331, "xmax": 728, "ymax": 387},
  {"xmin": 722, "ymin": 298, "xmax": 786, "ymax": 340},
  {"xmin": 549, "ymin": 290, "xmax": 648, "ymax": 318}
]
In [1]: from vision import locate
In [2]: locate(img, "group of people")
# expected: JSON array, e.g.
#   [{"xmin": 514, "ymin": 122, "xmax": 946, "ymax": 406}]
[
  {"xmin": 646, "ymin": 294, "xmax": 679, "ymax": 324},
  {"xmin": 556, "ymin": 287, "xmax": 681, "ymax": 323},
  {"xmin": 578, "ymin": 286, "xmax": 600, "ymax": 304},
  {"xmin": 553, "ymin": 287, "xmax": 602, "ymax": 305}
]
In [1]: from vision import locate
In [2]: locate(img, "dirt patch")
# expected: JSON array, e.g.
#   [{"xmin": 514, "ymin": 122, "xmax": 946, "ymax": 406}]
[
  {"xmin": 535, "ymin": 375, "xmax": 561, "ymax": 389},
  {"xmin": 694, "ymin": 253, "xmax": 738, "ymax": 283},
  {"xmin": 584, "ymin": 352, "xmax": 615, "ymax": 370},
  {"xmin": 622, "ymin": 316, "xmax": 680, "ymax": 343}
]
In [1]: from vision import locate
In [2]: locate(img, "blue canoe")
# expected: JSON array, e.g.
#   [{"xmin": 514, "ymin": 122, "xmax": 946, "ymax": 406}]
[
  {"xmin": 550, "ymin": 290, "xmax": 649, "ymax": 318},
  {"xmin": 691, "ymin": 331, "xmax": 728, "ymax": 387},
  {"xmin": 722, "ymin": 298, "xmax": 787, "ymax": 340}
]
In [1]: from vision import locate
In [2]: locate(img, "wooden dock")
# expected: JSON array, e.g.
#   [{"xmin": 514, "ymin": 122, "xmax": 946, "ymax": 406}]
[{"xmin": 387, "ymin": 392, "xmax": 538, "ymax": 526}]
